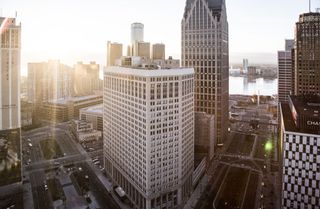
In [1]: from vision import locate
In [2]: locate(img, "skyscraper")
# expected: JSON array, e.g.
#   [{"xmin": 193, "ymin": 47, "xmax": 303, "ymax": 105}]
[
  {"xmin": 104, "ymin": 66, "xmax": 194, "ymax": 209},
  {"xmin": 131, "ymin": 22, "xmax": 144, "ymax": 44},
  {"xmin": 181, "ymin": 0, "xmax": 229, "ymax": 144},
  {"xmin": 293, "ymin": 12, "xmax": 320, "ymax": 96},
  {"xmin": 243, "ymin": 58, "xmax": 248, "ymax": 74},
  {"xmin": 107, "ymin": 41, "xmax": 123, "ymax": 67},
  {"xmin": 28, "ymin": 60, "xmax": 73, "ymax": 106},
  {"xmin": 278, "ymin": 39, "xmax": 294, "ymax": 103},
  {"xmin": 73, "ymin": 61, "xmax": 101, "ymax": 96},
  {"xmin": 133, "ymin": 41, "xmax": 151, "ymax": 59},
  {"xmin": 152, "ymin": 43, "xmax": 165, "ymax": 60},
  {"xmin": 0, "ymin": 16, "xmax": 22, "ymax": 204}
]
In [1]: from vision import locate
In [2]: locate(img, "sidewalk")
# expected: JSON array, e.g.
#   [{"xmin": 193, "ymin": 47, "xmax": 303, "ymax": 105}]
[{"xmin": 183, "ymin": 175, "xmax": 208, "ymax": 209}]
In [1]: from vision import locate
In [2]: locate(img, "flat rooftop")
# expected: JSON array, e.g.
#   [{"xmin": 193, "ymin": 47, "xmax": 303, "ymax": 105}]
[
  {"xmin": 80, "ymin": 104, "xmax": 103, "ymax": 115},
  {"xmin": 282, "ymin": 95, "xmax": 320, "ymax": 135},
  {"xmin": 105, "ymin": 66, "xmax": 194, "ymax": 77},
  {"xmin": 48, "ymin": 95, "xmax": 102, "ymax": 105},
  {"xmin": 289, "ymin": 95, "xmax": 320, "ymax": 118}
]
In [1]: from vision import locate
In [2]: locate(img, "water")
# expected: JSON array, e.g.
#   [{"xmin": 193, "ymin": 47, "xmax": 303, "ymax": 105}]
[{"xmin": 229, "ymin": 76, "xmax": 277, "ymax": 96}]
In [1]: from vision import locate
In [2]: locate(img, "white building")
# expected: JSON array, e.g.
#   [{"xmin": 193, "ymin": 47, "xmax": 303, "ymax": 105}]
[
  {"xmin": 0, "ymin": 17, "xmax": 21, "ymax": 130},
  {"xmin": 280, "ymin": 95, "xmax": 320, "ymax": 209},
  {"xmin": 80, "ymin": 104, "xmax": 103, "ymax": 131},
  {"xmin": 103, "ymin": 66, "xmax": 194, "ymax": 209},
  {"xmin": 71, "ymin": 120, "xmax": 101, "ymax": 143},
  {"xmin": 0, "ymin": 15, "xmax": 22, "ymax": 199}
]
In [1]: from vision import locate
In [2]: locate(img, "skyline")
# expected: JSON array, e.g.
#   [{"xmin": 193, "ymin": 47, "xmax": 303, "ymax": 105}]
[{"xmin": 2, "ymin": 0, "xmax": 319, "ymax": 75}]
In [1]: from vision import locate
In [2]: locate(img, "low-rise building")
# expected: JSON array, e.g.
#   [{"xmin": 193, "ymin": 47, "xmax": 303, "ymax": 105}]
[
  {"xmin": 194, "ymin": 112, "xmax": 215, "ymax": 160},
  {"xmin": 41, "ymin": 94, "xmax": 102, "ymax": 122},
  {"xmin": 70, "ymin": 120, "xmax": 101, "ymax": 143},
  {"xmin": 80, "ymin": 104, "xmax": 103, "ymax": 131}
]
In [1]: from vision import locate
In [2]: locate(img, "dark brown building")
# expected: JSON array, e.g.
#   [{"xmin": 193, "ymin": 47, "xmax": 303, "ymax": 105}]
[{"xmin": 294, "ymin": 13, "xmax": 320, "ymax": 96}]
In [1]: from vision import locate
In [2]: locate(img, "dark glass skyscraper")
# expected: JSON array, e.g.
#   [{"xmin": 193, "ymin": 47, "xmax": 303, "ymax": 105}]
[
  {"xmin": 294, "ymin": 12, "xmax": 320, "ymax": 96},
  {"xmin": 181, "ymin": 0, "xmax": 229, "ymax": 144}
]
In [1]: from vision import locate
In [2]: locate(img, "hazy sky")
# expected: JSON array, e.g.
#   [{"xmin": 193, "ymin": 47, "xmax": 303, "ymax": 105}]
[{"xmin": 2, "ymin": 0, "xmax": 319, "ymax": 75}]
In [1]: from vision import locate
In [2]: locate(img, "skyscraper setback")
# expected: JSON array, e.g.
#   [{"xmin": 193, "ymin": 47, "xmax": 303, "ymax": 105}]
[
  {"xmin": 293, "ymin": 12, "xmax": 320, "ymax": 96},
  {"xmin": 181, "ymin": 0, "xmax": 229, "ymax": 144}
]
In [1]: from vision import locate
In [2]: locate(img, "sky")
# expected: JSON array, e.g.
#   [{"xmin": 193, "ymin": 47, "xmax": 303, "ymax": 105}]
[{"xmin": 1, "ymin": 0, "xmax": 319, "ymax": 75}]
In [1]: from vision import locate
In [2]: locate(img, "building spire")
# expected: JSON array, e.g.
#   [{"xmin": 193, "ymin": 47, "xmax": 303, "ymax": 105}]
[{"xmin": 309, "ymin": 0, "xmax": 311, "ymax": 12}]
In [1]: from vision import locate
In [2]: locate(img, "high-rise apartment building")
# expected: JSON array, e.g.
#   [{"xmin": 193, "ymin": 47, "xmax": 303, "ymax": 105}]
[
  {"xmin": 107, "ymin": 41, "xmax": 123, "ymax": 67},
  {"xmin": 133, "ymin": 41, "xmax": 151, "ymax": 59},
  {"xmin": 131, "ymin": 22, "xmax": 144, "ymax": 44},
  {"xmin": 280, "ymin": 95, "xmax": 320, "ymax": 209},
  {"xmin": 278, "ymin": 39, "xmax": 294, "ymax": 103},
  {"xmin": 73, "ymin": 61, "xmax": 101, "ymax": 96},
  {"xmin": 27, "ymin": 60, "xmax": 73, "ymax": 106},
  {"xmin": 104, "ymin": 66, "xmax": 194, "ymax": 209},
  {"xmin": 182, "ymin": 0, "xmax": 229, "ymax": 144},
  {"xmin": 293, "ymin": 13, "xmax": 320, "ymax": 95},
  {"xmin": 0, "ymin": 16, "xmax": 22, "ymax": 204},
  {"xmin": 152, "ymin": 43, "xmax": 165, "ymax": 60}
]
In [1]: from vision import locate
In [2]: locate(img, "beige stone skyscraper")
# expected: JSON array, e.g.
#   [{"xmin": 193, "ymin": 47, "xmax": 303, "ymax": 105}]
[
  {"xmin": 107, "ymin": 41, "xmax": 123, "ymax": 67},
  {"xmin": 73, "ymin": 61, "xmax": 101, "ymax": 96},
  {"xmin": 152, "ymin": 43, "xmax": 165, "ymax": 60},
  {"xmin": 133, "ymin": 41, "xmax": 151, "ymax": 59}
]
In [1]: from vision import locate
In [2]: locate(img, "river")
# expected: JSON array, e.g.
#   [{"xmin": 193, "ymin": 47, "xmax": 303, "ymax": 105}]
[{"xmin": 229, "ymin": 76, "xmax": 277, "ymax": 96}]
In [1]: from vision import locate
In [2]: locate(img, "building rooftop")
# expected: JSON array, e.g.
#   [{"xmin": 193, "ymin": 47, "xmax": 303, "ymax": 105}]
[
  {"xmin": 105, "ymin": 66, "xmax": 194, "ymax": 77},
  {"xmin": 281, "ymin": 95, "xmax": 320, "ymax": 135},
  {"xmin": 80, "ymin": 104, "xmax": 103, "ymax": 116},
  {"xmin": 48, "ymin": 94, "xmax": 102, "ymax": 105},
  {"xmin": 289, "ymin": 95, "xmax": 320, "ymax": 118},
  {"xmin": 299, "ymin": 12, "xmax": 320, "ymax": 22},
  {"xmin": 184, "ymin": 0, "xmax": 225, "ymax": 18}
]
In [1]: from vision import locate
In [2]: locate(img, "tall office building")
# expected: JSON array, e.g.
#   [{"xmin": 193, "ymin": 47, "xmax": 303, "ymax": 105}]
[
  {"xmin": 131, "ymin": 22, "xmax": 144, "ymax": 44},
  {"xmin": 107, "ymin": 41, "xmax": 123, "ymax": 67},
  {"xmin": 280, "ymin": 95, "xmax": 320, "ymax": 209},
  {"xmin": 0, "ymin": 16, "xmax": 22, "ymax": 206},
  {"xmin": 133, "ymin": 41, "xmax": 151, "ymax": 59},
  {"xmin": 278, "ymin": 39, "xmax": 294, "ymax": 103},
  {"xmin": 152, "ymin": 43, "xmax": 165, "ymax": 60},
  {"xmin": 182, "ymin": 0, "xmax": 229, "ymax": 144},
  {"xmin": 293, "ymin": 12, "xmax": 320, "ymax": 95},
  {"xmin": 104, "ymin": 66, "xmax": 194, "ymax": 209},
  {"xmin": 73, "ymin": 61, "xmax": 101, "ymax": 96},
  {"xmin": 243, "ymin": 58, "xmax": 249, "ymax": 74},
  {"xmin": 28, "ymin": 60, "xmax": 73, "ymax": 106}
]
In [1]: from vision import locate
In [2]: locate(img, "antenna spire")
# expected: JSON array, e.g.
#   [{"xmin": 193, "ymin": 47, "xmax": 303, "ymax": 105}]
[{"xmin": 309, "ymin": 0, "xmax": 311, "ymax": 12}]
